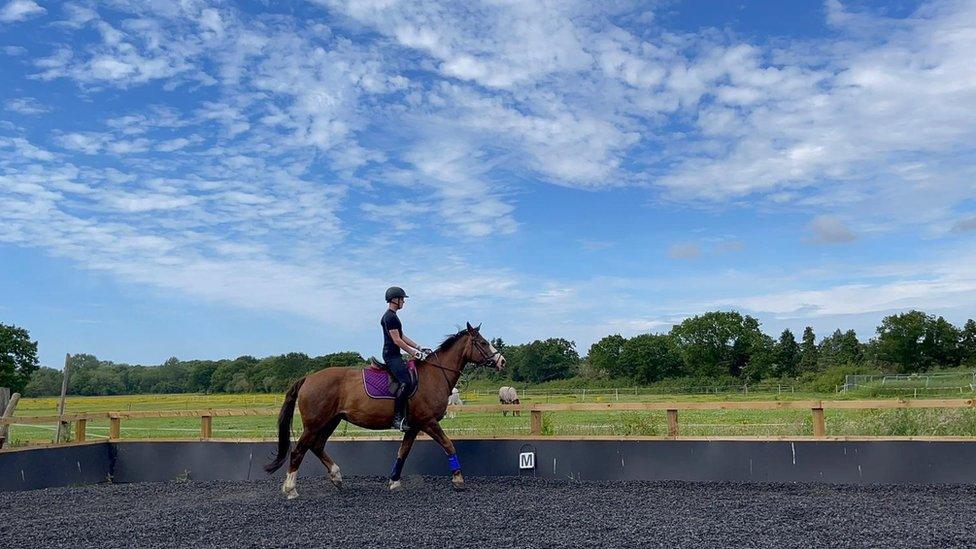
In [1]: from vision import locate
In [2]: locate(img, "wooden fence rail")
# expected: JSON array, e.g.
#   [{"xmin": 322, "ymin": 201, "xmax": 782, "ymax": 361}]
[{"xmin": 1, "ymin": 399, "xmax": 974, "ymax": 444}]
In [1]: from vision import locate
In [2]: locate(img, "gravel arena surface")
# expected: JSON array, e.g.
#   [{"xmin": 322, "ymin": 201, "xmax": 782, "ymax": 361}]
[{"xmin": 2, "ymin": 476, "xmax": 975, "ymax": 548}]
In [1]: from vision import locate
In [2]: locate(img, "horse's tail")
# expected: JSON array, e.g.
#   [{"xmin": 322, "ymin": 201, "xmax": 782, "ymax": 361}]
[{"xmin": 264, "ymin": 376, "xmax": 306, "ymax": 474}]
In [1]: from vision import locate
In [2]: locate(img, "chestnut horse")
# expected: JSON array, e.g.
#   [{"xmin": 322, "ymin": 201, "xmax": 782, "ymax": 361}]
[{"xmin": 265, "ymin": 323, "xmax": 505, "ymax": 498}]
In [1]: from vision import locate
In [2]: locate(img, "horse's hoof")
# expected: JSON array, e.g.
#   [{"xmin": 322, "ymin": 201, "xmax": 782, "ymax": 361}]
[
  {"xmin": 389, "ymin": 479, "xmax": 403, "ymax": 491},
  {"xmin": 329, "ymin": 467, "xmax": 343, "ymax": 490},
  {"xmin": 285, "ymin": 488, "xmax": 299, "ymax": 500},
  {"xmin": 452, "ymin": 481, "xmax": 466, "ymax": 491}
]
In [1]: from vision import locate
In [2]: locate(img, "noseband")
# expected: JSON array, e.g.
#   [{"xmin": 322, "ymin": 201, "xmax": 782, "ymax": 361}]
[{"xmin": 470, "ymin": 337, "xmax": 501, "ymax": 369}]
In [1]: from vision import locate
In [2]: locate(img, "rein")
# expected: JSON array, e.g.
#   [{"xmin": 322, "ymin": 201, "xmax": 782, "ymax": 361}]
[
  {"xmin": 420, "ymin": 352, "xmax": 463, "ymax": 396},
  {"xmin": 419, "ymin": 335, "xmax": 499, "ymax": 397}
]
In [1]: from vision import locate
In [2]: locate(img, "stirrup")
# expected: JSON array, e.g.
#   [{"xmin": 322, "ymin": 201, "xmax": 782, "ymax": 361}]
[{"xmin": 392, "ymin": 416, "xmax": 411, "ymax": 432}]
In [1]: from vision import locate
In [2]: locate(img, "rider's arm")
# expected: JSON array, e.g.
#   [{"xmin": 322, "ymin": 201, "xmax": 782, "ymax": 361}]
[
  {"xmin": 401, "ymin": 333, "xmax": 421, "ymax": 350},
  {"xmin": 389, "ymin": 329, "xmax": 419, "ymax": 356}
]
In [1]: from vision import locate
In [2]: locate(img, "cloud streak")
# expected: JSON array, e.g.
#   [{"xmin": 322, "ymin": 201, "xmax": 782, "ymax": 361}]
[{"xmin": 1, "ymin": 0, "xmax": 974, "ymax": 360}]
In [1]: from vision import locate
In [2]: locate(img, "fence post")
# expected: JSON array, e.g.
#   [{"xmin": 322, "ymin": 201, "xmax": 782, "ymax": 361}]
[
  {"xmin": 55, "ymin": 353, "xmax": 71, "ymax": 444},
  {"xmin": 201, "ymin": 415, "xmax": 212, "ymax": 440},
  {"xmin": 0, "ymin": 392, "xmax": 21, "ymax": 449},
  {"xmin": 75, "ymin": 419, "xmax": 87, "ymax": 442},
  {"xmin": 530, "ymin": 410, "xmax": 543, "ymax": 436},
  {"xmin": 812, "ymin": 408, "xmax": 826, "ymax": 437},
  {"xmin": 667, "ymin": 409, "xmax": 678, "ymax": 438},
  {"xmin": 109, "ymin": 416, "xmax": 121, "ymax": 440}
]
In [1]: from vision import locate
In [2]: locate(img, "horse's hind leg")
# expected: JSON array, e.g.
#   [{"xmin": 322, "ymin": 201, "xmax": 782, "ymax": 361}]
[
  {"xmin": 282, "ymin": 429, "xmax": 316, "ymax": 499},
  {"xmin": 421, "ymin": 421, "xmax": 465, "ymax": 490},
  {"xmin": 310, "ymin": 416, "xmax": 343, "ymax": 489}
]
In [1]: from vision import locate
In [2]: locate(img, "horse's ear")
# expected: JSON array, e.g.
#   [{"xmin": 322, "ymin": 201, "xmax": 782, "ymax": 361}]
[
  {"xmin": 466, "ymin": 322, "xmax": 474, "ymax": 332},
  {"xmin": 475, "ymin": 323, "xmax": 482, "ymax": 332}
]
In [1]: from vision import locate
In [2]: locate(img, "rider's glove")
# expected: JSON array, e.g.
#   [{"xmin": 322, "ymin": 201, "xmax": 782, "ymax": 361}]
[{"xmin": 413, "ymin": 349, "xmax": 426, "ymax": 360}]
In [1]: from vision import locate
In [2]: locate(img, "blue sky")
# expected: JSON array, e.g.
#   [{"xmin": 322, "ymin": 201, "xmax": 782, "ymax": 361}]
[{"xmin": 2, "ymin": 0, "xmax": 975, "ymax": 368}]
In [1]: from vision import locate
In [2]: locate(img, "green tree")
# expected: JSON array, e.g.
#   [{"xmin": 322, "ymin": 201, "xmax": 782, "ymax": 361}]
[
  {"xmin": 66, "ymin": 353, "xmax": 102, "ymax": 395},
  {"xmin": 187, "ymin": 360, "xmax": 219, "ymax": 392},
  {"xmin": 923, "ymin": 316, "xmax": 962, "ymax": 368},
  {"xmin": 875, "ymin": 311, "xmax": 927, "ymax": 372},
  {"xmin": 875, "ymin": 311, "xmax": 960, "ymax": 372},
  {"xmin": 320, "ymin": 352, "xmax": 365, "ymax": 368},
  {"xmin": 619, "ymin": 334, "xmax": 682, "ymax": 383},
  {"xmin": 587, "ymin": 334, "xmax": 628, "ymax": 378},
  {"xmin": 669, "ymin": 311, "xmax": 768, "ymax": 378},
  {"xmin": 24, "ymin": 366, "xmax": 63, "ymax": 396},
  {"xmin": 0, "ymin": 323, "xmax": 39, "ymax": 393},
  {"xmin": 961, "ymin": 319, "xmax": 976, "ymax": 365},
  {"xmin": 774, "ymin": 329, "xmax": 800, "ymax": 377},
  {"xmin": 90, "ymin": 367, "xmax": 126, "ymax": 395},
  {"xmin": 818, "ymin": 329, "xmax": 864, "ymax": 369},
  {"xmin": 840, "ymin": 329, "xmax": 864, "ymax": 365},
  {"xmin": 741, "ymin": 333, "xmax": 777, "ymax": 381},
  {"xmin": 511, "ymin": 338, "xmax": 579, "ymax": 383},
  {"xmin": 210, "ymin": 356, "xmax": 256, "ymax": 392},
  {"xmin": 799, "ymin": 327, "xmax": 818, "ymax": 373}
]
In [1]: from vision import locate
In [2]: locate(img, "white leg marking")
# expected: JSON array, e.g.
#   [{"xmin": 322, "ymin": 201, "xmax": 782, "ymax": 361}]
[
  {"xmin": 282, "ymin": 471, "xmax": 299, "ymax": 499},
  {"xmin": 330, "ymin": 464, "xmax": 343, "ymax": 485},
  {"xmin": 389, "ymin": 479, "xmax": 402, "ymax": 491}
]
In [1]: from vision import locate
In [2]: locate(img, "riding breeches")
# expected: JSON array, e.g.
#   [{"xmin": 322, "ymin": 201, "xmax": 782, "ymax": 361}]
[{"xmin": 384, "ymin": 355, "xmax": 414, "ymax": 416}]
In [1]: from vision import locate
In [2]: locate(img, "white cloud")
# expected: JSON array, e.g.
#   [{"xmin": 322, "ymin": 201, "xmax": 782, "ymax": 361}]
[
  {"xmin": 667, "ymin": 243, "xmax": 701, "ymax": 260},
  {"xmin": 808, "ymin": 215, "xmax": 856, "ymax": 244},
  {"xmin": 952, "ymin": 216, "xmax": 976, "ymax": 233},
  {"xmin": 0, "ymin": 0, "xmax": 45, "ymax": 23},
  {"xmin": 4, "ymin": 97, "xmax": 48, "ymax": 115},
  {"xmin": 655, "ymin": 1, "xmax": 976, "ymax": 235},
  {"xmin": 325, "ymin": 0, "xmax": 592, "ymax": 89},
  {"xmin": 3, "ymin": 0, "xmax": 976, "ymax": 358}
]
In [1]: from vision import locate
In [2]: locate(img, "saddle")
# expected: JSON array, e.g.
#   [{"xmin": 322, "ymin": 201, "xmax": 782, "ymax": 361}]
[{"xmin": 363, "ymin": 358, "xmax": 419, "ymax": 400}]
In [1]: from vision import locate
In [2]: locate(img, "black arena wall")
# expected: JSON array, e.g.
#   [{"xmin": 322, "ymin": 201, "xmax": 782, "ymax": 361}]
[{"xmin": 3, "ymin": 439, "xmax": 976, "ymax": 492}]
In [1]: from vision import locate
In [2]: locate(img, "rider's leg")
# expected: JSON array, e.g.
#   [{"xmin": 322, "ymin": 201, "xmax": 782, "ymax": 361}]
[{"xmin": 386, "ymin": 356, "xmax": 413, "ymax": 430}]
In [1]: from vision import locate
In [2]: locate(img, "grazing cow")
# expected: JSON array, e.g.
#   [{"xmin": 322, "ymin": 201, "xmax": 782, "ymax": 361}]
[
  {"xmin": 447, "ymin": 387, "xmax": 462, "ymax": 418},
  {"xmin": 499, "ymin": 386, "xmax": 520, "ymax": 417}
]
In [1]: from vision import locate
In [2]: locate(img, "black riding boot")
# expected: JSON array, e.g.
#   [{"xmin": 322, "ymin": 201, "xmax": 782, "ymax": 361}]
[{"xmin": 392, "ymin": 384, "xmax": 410, "ymax": 432}]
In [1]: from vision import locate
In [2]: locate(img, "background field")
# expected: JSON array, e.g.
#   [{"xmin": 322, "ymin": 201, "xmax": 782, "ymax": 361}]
[{"xmin": 6, "ymin": 383, "xmax": 976, "ymax": 446}]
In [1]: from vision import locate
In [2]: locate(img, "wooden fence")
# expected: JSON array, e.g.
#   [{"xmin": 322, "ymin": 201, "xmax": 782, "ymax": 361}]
[{"xmin": 1, "ymin": 398, "xmax": 975, "ymax": 445}]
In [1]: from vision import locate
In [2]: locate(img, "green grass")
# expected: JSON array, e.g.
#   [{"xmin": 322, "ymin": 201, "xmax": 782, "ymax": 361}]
[{"xmin": 5, "ymin": 388, "xmax": 976, "ymax": 447}]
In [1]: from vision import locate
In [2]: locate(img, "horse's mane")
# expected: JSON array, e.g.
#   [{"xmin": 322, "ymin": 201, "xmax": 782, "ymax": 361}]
[{"xmin": 435, "ymin": 329, "xmax": 469, "ymax": 353}]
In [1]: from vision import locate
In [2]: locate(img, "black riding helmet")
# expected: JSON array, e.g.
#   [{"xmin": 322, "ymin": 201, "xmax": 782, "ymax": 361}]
[{"xmin": 385, "ymin": 286, "xmax": 408, "ymax": 302}]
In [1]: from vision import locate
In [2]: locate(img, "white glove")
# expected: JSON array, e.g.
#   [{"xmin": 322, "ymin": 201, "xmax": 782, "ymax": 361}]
[{"xmin": 413, "ymin": 349, "xmax": 426, "ymax": 360}]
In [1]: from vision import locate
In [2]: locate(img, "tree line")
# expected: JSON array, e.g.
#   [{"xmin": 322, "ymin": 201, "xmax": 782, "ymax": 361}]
[
  {"xmin": 3, "ymin": 309, "xmax": 975, "ymax": 397},
  {"xmin": 21, "ymin": 351, "xmax": 365, "ymax": 397},
  {"xmin": 500, "ymin": 310, "xmax": 976, "ymax": 385}
]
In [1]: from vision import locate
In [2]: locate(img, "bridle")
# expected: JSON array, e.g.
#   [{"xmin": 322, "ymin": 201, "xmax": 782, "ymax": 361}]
[
  {"xmin": 422, "ymin": 332, "xmax": 501, "ymax": 395},
  {"xmin": 470, "ymin": 336, "xmax": 502, "ymax": 369}
]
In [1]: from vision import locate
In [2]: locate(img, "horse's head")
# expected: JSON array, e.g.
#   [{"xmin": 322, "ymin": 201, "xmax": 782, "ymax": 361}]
[{"xmin": 463, "ymin": 322, "xmax": 506, "ymax": 371}]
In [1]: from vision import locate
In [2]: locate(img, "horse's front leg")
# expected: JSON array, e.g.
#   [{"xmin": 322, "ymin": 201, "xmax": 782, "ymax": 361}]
[
  {"xmin": 389, "ymin": 427, "xmax": 419, "ymax": 491},
  {"xmin": 422, "ymin": 421, "xmax": 465, "ymax": 490}
]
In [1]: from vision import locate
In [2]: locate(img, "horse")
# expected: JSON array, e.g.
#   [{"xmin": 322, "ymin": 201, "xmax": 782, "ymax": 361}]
[
  {"xmin": 264, "ymin": 323, "xmax": 505, "ymax": 498},
  {"xmin": 447, "ymin": 387, "xmax": 462, "ymax": 419},
  {"xmin": 499, "ymin": 386, "xmax": 520, "ymax": 416}
]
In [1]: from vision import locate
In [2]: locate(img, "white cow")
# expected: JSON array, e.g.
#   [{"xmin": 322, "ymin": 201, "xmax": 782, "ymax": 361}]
[{"xmin": 499, "ymin": 386, "xmax": 520, "ymax": 417}]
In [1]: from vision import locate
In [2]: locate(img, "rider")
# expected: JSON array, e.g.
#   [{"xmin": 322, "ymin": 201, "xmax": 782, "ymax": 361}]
[{"xmin": 382, "ymin": 286, "xmax": 429, "ymax": 431}]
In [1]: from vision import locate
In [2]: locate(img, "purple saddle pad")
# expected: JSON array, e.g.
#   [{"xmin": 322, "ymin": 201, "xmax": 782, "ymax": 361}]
[{"xmin": 363, "ymin": 360, "xmax": 419, "ymax": 399}]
